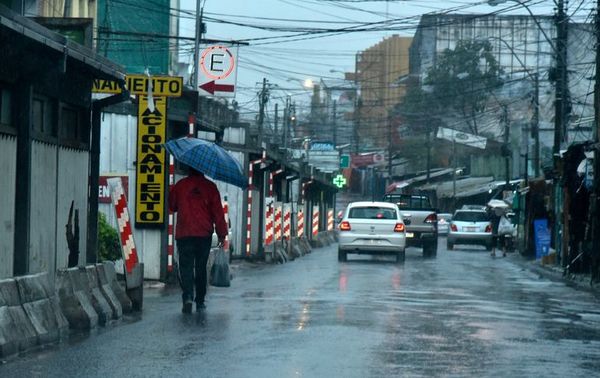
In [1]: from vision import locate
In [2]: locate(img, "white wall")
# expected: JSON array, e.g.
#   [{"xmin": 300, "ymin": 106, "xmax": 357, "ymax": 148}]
[
  {"xmin": 100, "ymin": 112, "xmax": 162, "ymax": 280},
  {"xmin": 29, "ymin": 141, "xmax": 58, "ymax": 275},
  {"xmin": 0, "ymin": 134, "xmax": 16, "ymax": 278},
  {"xmin": 56, "ymin": 148, "xmax": 89, "ymax": 269}
]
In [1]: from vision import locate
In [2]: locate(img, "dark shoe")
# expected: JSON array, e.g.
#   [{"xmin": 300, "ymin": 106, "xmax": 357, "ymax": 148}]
[
  {"xmin": 196, "ymin": 302, "xmax": 206, "ymax": 311},
  {"xmin": 182, "ymin": 301, "xmax": 193, "ymax": 314}
]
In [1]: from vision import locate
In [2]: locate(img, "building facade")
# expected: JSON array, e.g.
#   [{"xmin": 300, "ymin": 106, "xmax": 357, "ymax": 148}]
[
  {"xmin": 355, "ymin": 35, "xmax": 412, "ymax": 150},
  {"xmin": 409, "ymin": 14, "xmax": 594, "ymax": 178},
  {"xmin": 0, "ymin": 4, "xmax": 126, "ymax": 280}
]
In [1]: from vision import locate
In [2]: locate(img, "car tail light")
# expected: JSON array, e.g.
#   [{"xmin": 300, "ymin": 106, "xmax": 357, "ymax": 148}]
[
  {"xmin": 339, "ymin": 221, "xmax": 351, "ymax": 231},
  {"xmin": 450, "ymin": 224, "xmax": 458, "ymax": 232},
  {"xmin": 485, "ymin": 224, "xmax": 492, "ymax": 233},
  {"xmin": 424, "ymin": 214, "xmax": 437, "ymax": 224},
  {"xmin": 394, "ymin": 223, "xmax": 405, "ymax": 232}
]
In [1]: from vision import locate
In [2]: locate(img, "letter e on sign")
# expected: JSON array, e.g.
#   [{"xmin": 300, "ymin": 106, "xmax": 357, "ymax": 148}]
[{"xmin": 197, "ymin": 44, "xmax": 238, "ymax": 98}]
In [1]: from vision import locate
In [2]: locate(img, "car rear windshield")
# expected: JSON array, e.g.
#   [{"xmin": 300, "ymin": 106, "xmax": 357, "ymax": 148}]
[
  {"xmin": 453, "ymin": 211, "xmax": 489, "ymax": 222},
  {"xmin": 348, "ymin": 206, "xmax": 397, "ymax": 220},
  {"xmin": 383, "ymin": 194, "xmax": 431, "ymax": 209}
]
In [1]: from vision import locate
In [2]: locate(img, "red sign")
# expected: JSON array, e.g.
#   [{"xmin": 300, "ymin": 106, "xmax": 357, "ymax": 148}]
[
  {"xmin": 99, "ymin": 176, "xmax": 129, "ymax": 204},
  {"xmin": 199, "ymin": 80, "xmax": 235, "ymax": 95},
  {"xmin": 351, "ymin": 153, "xmax": 385, "ymax": 168}
]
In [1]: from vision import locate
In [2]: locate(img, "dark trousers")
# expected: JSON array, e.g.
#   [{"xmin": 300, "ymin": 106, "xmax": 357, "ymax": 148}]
[{"xmin": 177, "ymin": 237, "xmax": 212, "ymax": 304}]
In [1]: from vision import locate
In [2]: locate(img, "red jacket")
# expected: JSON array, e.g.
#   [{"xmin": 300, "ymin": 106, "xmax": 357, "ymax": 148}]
[{"xmin": 169, "ymin": 172, "xmax": 228, "ymax": 240}]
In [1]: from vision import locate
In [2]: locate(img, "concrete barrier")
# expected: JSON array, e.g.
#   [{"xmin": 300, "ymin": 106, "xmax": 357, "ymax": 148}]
[
  {"xmin": 309, "ymin": 236, "xmax": 323, "ymax": 248},
  {"xmin": 273, "ymin": 242, "xmax": 288, "ymax": 264},
  {"xmin": 0, "ymin": 278, "xmax": 37, "ymax": 358},
  {"xmin": 79, "ymin": 267, "xmax": 112, "ymax": 325},
  {"xmin": 95, "ymin": 264, "xmax": 123, "ymax": 320},
  {"xmin": 300, "ymin": 237, "xmax": 312, "ymax": 254},
  {"xmin": 102, "ymin": 262, "xmax": 132, "ymax": 314},
  {"xmin": 15, "ymin": 273, "xmax": 69, "ymax": 345},
  {"xmin": 320, "ymin": 232, "xmax": 333, "ymax": 246},
  {"xmin": 55, "ymin": 268, "xmax": 98, "ymax": 331},
  {"xmin": 288, "ymin": 238, "xmax": 302, "ymax": 259}
]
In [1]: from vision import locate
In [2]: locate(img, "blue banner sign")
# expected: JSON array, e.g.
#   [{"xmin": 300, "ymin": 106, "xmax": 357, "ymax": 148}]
[{"xmin": 534, "ymin": 219, "xmax": 551, "ymax": 259}]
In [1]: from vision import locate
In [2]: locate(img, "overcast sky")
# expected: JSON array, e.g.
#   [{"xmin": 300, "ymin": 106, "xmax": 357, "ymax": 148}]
[{"xmin": 178, "ymin": 0, "xmax": 585, "ymax": 119}]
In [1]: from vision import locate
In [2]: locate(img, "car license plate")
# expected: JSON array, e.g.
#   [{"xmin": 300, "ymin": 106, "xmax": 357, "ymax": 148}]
[
  {"xmin": 465, "ymin": 227, "xmax": 476, "ymax": 232},
  {"xmin": 406, "ymin": 232, "xmax": 414, "ymax": 238}
]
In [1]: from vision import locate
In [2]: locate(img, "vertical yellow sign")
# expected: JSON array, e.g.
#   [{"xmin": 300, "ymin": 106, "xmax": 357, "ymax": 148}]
[{"xmin": 135, "ymin": 96, "xmax": 167, "ymax": 226}]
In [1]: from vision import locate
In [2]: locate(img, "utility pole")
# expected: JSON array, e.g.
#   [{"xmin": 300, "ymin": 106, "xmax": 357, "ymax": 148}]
[
  {"xmin": 354, "ymin": 99, "xmax": 361, "ymax": 154},
  {"xmin": 257, "ymin": 78, "xmax": 268, "ymax": 144},
  {"xmin": 452, "ymin": 136, "xmax": 457, "ymax": 210},
  {"xmin": 388, "ymin": 114, "xmax": 393, "ymax": 180},
  {"xmin": 332, "ymin": 99, "xmax": 337, "ymax": 146},
  {"xmin": 504, "ymin": 104, "xmax": 510, "ymax": 186},
  {"xmin": 274, "ymin": 103, "xmax": 279, "ymax": 140},
  {"xmin": 533, "ymin": 72, "xmax": 540, "ymax": 177},
  {"xmin": 554, "ymin": 0, "xmax": 569, "ymax": 158},
  {"xmin": 591, "ymin": 0, "xmax": 600, "ymax": 281},
  {"xmin": 192, "ymin": 2, "xmax": 204, "ymax": 88},
  {"xmin": 283, "ymin": 97, "xmax": 290, "ymax": 153},
  {"xmin": 553, "ymin": 0, "xmax": 568, "ymax": 262},
  {"xmin": 426, "ymin": 130, "xmax": 431, "ymax": 182}
]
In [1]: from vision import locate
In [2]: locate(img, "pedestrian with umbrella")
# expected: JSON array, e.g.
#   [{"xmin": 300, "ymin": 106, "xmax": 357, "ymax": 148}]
[{"xmin": 166, "ymin": 137, "xmax": 247, "ymax": 313}]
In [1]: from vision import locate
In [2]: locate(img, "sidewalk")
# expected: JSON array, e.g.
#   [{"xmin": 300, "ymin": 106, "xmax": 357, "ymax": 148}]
[{"xmin": 508, "ymin": 252, "xmax": 600, "ymax": 297}]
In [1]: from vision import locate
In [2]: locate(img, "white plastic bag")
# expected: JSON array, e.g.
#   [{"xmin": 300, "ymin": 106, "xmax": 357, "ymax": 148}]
[
  {"xmin": 498, "ymin": 216, "xmax": 513, "ymax": 236},
  {"xmin": 210, "ymin": 248, "xmax": 231, "ymax": 287}
]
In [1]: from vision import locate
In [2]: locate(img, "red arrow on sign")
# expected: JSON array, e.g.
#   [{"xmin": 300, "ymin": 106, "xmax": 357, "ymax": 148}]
[{"xmin": 199, "ymin": 80, "xmax": 235, "ymax": 95}]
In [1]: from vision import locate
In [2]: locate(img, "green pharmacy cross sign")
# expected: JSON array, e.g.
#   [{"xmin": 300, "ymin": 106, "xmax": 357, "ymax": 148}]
[{"xmin": 333, "ymin": 174, "xmax": 347, "ymax": 188}]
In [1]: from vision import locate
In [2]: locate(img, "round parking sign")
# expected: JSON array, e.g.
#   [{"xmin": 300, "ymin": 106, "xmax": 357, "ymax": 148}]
[{"xmin": 200, "ymin": 45, "xmax": 235, "ymax": 80}]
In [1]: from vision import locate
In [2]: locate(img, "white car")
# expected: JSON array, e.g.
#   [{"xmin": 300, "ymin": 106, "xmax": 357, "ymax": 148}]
[
  {"xmin": 338, "ymin": 201, "xmax": 407, "ymax": 263},
  {"xmin": 447, "ymin": 209, "xmax": 492, "ymax": 250}
]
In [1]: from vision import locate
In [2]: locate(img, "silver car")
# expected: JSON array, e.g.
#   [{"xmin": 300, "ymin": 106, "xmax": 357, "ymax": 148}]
[
  {"xmin": 338, "ymin": 201, "xmax": 407, "ymax": 263},
  {"xmin": 447, "ymin": 209, "xmax": 492, "ymax": 250}
]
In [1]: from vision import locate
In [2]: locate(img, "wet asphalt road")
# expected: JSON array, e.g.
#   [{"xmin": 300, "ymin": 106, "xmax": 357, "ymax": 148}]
[{"xmin": 3, "ymin": 241, "xmax": 600, "ymax": 378}]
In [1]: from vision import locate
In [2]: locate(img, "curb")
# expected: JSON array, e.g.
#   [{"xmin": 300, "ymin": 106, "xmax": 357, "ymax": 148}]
[{"xmin": 511, "ymin": 253, "xmax": 600, "ymax": 297}]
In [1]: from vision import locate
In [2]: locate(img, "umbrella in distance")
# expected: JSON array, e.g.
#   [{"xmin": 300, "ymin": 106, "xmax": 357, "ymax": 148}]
[{"xmin": 165, "ymin": 137, "xmax": 248, "ymax": 189}]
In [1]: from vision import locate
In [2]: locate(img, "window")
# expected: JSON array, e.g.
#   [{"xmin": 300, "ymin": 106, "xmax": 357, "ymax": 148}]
[
  {"xmin": 0, "ymin": 88, "xmax": 12, "ymax": 126},
  {"xmin": 32, "ymin": 96, "xmax": 56, "ymax": 137},
  {"xmin": 349, "ymin": 207, "xmax": 397, "ymax": 220},
  {"xmin": 60, "ymin": 107, "xmax": 78, "ymax": 141},
  {"xmin": 59, "ymin": 104, "xmax": 89, "ymax": 146},
  {"xmin": 32, "ymin": 98, "xmax": 45, "ymax": 133},
  {"xmin": 453, "ymin": 211, "xmax": 489, "ymax": 222},
  {"xmin": 383, "ymin": 194, "xmax": 432, "ymax": 210}
]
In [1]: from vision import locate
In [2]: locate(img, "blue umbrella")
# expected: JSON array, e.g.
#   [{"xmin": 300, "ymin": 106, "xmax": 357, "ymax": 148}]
[{"xmin": 165, "ymin": 137, "xmax": 248, "ymax": 189}]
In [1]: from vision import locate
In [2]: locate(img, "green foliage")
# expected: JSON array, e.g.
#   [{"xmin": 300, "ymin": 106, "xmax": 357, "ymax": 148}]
[
  {"xmin": 424, "ymin": 39, "xmax": 503, "ymax": 135},
  {"xmin": 98, "ymin": 212, "xmax": 121, "ymax": 262}
]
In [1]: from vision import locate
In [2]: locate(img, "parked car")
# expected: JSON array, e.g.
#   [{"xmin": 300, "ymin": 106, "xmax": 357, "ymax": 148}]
[
  {"xmin": 437, "ymin": 213, "xmax": 453, "ymax": 235},
  {"xmin": 461, "ymin": 204, "xmax": 486, "ymax": 211},
  {"xmin": 338, "ymin": 201, "xmax": 407, "ymax": 263},
  {"xmin": 382, "ymin": 193, "xmax": 438, "ymax": 257},
  {"xmin": 447, "ymin": 209, "xmax": 492, "ymax": 250}
]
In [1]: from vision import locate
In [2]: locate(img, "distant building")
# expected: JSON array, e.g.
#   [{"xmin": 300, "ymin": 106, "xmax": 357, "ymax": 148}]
[
  {"xmin": 354, "ymin": 35, "xmax": 412, "ymax": 150},
  {"xmin": 408, "ymin": 13, "xmax": 594, "ymax": 177}
]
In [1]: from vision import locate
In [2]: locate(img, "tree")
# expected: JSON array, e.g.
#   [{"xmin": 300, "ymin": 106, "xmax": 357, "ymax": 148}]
[
  {"xmin": 424, "ymin": 39, "xmax": 503, "ymax": 135},
  {"xmin": 98, "ymin": 212, "xmax": 121, "ymax": 262}
]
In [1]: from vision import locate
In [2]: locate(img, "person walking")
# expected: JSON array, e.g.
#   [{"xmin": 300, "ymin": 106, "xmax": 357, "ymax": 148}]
[
  {"xmin": 488, "ymin": 207, "xmax": 506, "ymax": 258},
  {"xmin": 169, "ymin": 167, "xmax": 228, "ymax": 313}
]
